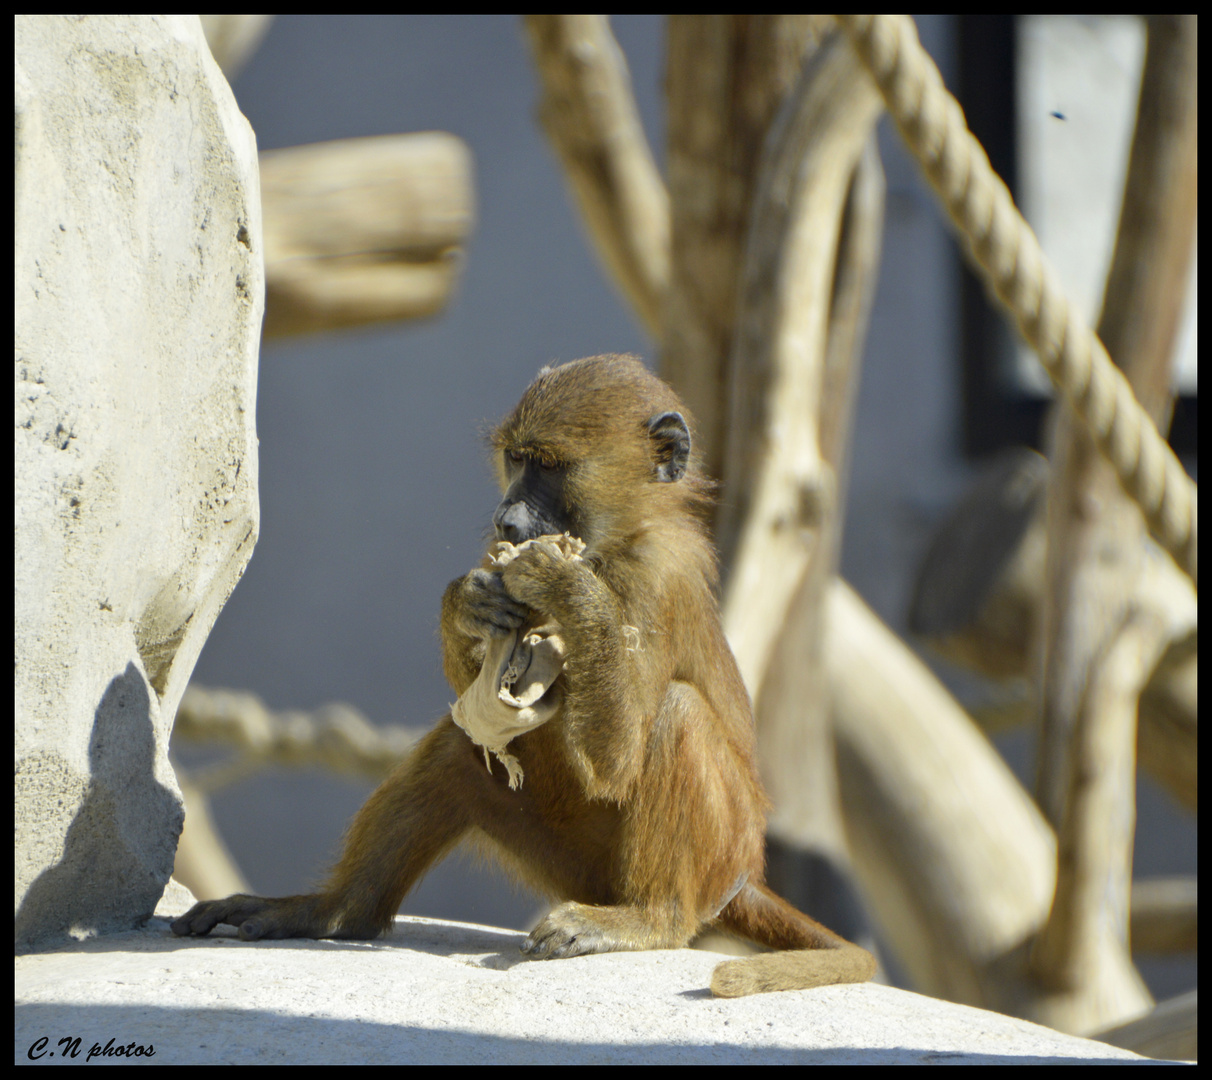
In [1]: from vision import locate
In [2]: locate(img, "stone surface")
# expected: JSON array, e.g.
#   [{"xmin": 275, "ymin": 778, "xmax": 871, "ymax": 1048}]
[
  {"xmin": 15, "ymin": 15, "xmax": 262, "ymax": 949},
  {"xmin": 14, "ymin": 915, "xmax": 1166, "ymax": 1064}
]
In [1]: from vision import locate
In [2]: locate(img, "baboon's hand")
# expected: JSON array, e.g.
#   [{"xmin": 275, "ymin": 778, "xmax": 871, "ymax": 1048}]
[
  {"xmin": 499, "ymin": 538, "xmax": 597, "ymax": 616},
  {"xmin": 170, "ymin": 893, "xmax": 333, "ymax": 941},
  {"xmin": 444, "ymin": 568, "xmax": 530, "ymax": 640}
]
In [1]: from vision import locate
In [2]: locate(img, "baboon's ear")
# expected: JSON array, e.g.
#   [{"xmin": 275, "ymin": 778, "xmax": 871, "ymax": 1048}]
[{"xmin": 648, "ymin": 411, "xmax": 690, "ymax": 484}]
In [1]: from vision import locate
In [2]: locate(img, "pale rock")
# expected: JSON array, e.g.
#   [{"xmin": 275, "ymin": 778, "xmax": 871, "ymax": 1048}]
[
  {"xmin": 13, "ymin": 916, "xmax": 1169, "ymax": 1063},
  {"xmin": 14, "ymin": 15, "xmax": 262, "ymax": 950}
]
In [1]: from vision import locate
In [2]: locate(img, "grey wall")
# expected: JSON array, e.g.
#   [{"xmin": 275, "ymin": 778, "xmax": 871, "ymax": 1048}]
[{"xmin": 184, "ymin": 15, "xmax": 1193, "ymax": 998}]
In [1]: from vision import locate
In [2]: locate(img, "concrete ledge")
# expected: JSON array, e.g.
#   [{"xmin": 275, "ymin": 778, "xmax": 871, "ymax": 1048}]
[{"xmin": 16, "ymin": 916, "xmax": 1164, "ymax": 1064}]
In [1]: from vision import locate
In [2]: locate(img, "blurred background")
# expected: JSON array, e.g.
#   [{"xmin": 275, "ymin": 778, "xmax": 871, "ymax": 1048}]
[{"xmin": 179, "ymin": 15, "xmax": 1195, "ymax": 1001}]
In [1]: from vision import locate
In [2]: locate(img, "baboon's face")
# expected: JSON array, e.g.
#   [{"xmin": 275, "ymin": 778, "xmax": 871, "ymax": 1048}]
[{"xmin": 492, "ymin": 450, "xmax": 571, "ymax": 545}]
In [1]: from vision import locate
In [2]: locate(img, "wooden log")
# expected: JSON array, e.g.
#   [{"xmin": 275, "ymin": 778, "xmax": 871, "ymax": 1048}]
[{"xmin": 260, "ymin": 133, "xmax": 474, "ymax": 338}]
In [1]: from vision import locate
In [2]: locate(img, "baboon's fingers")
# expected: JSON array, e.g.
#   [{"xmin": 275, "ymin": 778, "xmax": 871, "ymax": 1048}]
[{"xmin": 170, "ymin": 894, "xmax": 331, "ymax": 940}]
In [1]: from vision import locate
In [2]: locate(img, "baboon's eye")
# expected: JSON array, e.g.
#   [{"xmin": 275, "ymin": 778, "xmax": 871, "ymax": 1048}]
[{"xmin": 507, "ymin": 449, "xmax": 525, "ymax": 466}]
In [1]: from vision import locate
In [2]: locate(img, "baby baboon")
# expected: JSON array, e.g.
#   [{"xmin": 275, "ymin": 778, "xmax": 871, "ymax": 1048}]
[{"xmin": 172, "ymin": 354, "xmax": 875, "ymax": 996}]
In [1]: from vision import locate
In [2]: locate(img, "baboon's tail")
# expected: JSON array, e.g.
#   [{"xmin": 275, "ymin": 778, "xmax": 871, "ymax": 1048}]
[{"xmin": 709, "ymin": 881, "xmax": 876, "ymax": 998}]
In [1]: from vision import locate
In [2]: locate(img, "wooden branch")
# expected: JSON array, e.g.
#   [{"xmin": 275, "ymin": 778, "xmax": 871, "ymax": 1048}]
[
  {"xmin": 908, "ymin": 448, "xmax": 1049, "ymax": 680},
  {"xmin": 1031, "ymin": 609, "xmax": 1163, "ymax": 1028},
  {"xmin": 663, "ymin": 15, "xmax": 825, "ymax": 482},
  {"xmin": 910, "ymin": 452, "xmax": 1197, "ymax": 811},
  {"xmin": 522, "ymin": 15, "xmax": 669, "ymax": 339},
  {"xmin": 1037, "ymin": 12, "xmax": 1198, "ymax": 825},
  {"xmin": 1029, "ymin": 15, "xmax": 1197, "ymax": 1033},
  {"xmin": 260, "ymin": 133, "xmax": 474, "ymax": 338},
  {"xmin": 720, "ymin": 33, "xmax": 883, "ymax": 697},
  {"xmin": 816, "ymin": 138, "xmax": 885, "ymax": 519},
  {"xmin": 1138, "ymin": 627, "xmax": 1197, "ymax": 811},
  {"xmin": 745, "ymin": 140, "xmax": 885, "ymax": 847},
  {"xmin": 827, "ymin": 579, "xmax": 1059, "ymax": 1009},
  {"xmin": 831, "ymin": 579, "xmax": 1195, "ymax": 1030},
  {"xmin": 1093, "ymin": 14, "xmax": 1199, "ymax": 422}
]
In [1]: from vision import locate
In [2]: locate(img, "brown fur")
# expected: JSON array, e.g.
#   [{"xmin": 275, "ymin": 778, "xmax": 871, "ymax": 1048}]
[{"xmin": 171, "ymin": 354, "xmax": 876, "ymax": 995}]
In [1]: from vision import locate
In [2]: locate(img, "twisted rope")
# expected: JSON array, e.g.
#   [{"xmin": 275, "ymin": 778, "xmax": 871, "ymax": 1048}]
[
  {"xmin": 836, "ymin": 15, "xmax": 1197, "ymax": 587},
  {"xmin": 174, "ymin": 685, "xmax": 424, "ymax": 786}
]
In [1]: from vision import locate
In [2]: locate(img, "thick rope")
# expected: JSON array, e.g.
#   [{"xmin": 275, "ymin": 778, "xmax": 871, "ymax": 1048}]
[{"xmin": 836, "ymin": 15, "xmax": 1197, "ymax": 587}]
